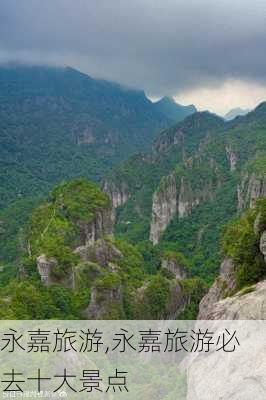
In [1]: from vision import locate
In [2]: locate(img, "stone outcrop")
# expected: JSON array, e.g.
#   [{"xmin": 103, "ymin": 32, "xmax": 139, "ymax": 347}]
[
  {"xmin": 85, "ymin": 284, "xmax": 123, "ymax": 319},
  {"xmin": 198, "ymin": 221, "xmax": 266, "ymax": 319},
  {"xmin": 37, "ymin": 255, "xmax": 57, "ymax": 285},
  {"xmin": 225, "ymin": 146, "xmax": 237, "ymax": 171},
  {"xmin": 161, "ymin": 255, "xmax": 187, "ymax": 280},
  {"xmin": 149, "ymin": 172, "xmax": 215, "ymax": 245},
  {"xmin": 75, "ymin": 238, "xmax": 122, "ymax": 267},
  {"xmin": 185, "ymin": 306, "xmax": 266, "ymax": 399},
  {"xmin": 153, "ymin": 128, "xmax": 184, "ymax": 153},
  {"xmin": 77, "ymin": 207, "xmax": 115, "ymax": 247},
  {"xmin": 237, "ymin": 172, "xmax": 266, "ymax": 211},
  {"xmin": 102, "ymin": 180, "xmax": 130, "ymax": 208},
  {"xmin": 150, "ymin": 174, "xmax": 177, "ymax": 245},
  {"xmin": 37, "ymin": 254, "xmax": 74, "ymax": 288},
  {"xmin": 37, "ymin": 204, "xmax": 115, "ymax": 286},
  {"xmin": 198, "ymin": 258, "xmax": 236, "ymax": 319},
  {"xmin": 198, "ymin": 280, "xmax": 266, "ymax": 319},
  {"xmin": 178, "ymin": 177, "xmax": 202, "ymax": 218},
  {"xmin": 166, "ymin": 281, "xmax": 189, "ymax": 319}
]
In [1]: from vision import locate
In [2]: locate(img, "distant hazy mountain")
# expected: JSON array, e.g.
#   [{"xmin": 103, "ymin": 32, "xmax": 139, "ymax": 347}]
[
  {"xmin": 224, "ymin": 107, "xmax": 250, "ymax": 120},
  {"xmin": 0, "ymin": 64, "xmax": 175, "ymax": 207},
  {"xmin": 153, "ymin": 96, "xmax": 196, "ymax": 123}
]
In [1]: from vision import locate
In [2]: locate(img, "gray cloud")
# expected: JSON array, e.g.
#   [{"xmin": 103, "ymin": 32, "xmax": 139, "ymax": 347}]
[{"xmin": 1, "ymin": 0, "xmax": 266, "ymax": 97}]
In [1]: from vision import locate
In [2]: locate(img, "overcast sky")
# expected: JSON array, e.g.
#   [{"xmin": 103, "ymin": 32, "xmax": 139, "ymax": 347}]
[{"xmin": 1, "ymin": 0, "xmax": 266, "ymax": 114}]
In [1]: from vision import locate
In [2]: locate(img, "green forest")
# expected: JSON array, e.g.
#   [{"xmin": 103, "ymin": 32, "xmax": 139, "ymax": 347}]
[{"xmin": 0, "ymin": 65, "xmax": 266, "ymax": 320}]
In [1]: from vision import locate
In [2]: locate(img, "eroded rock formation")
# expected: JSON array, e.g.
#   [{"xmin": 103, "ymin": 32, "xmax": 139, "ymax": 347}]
[
  {"xmin": 149, "ymin": 171, "xmax": 216, "ymax": 245},
  {"xmin": 237, "ymin": 172, "xmax": 266, "ymax": 211},
  {"xmin": 198, "ymin": 218, "xmax": 266, "ymax": 320},
  {"xmin": 102, "ymin": 180, "xmax": 130, "ymax": 208},
  {"xmin": 37, "ymin": 255, "xmax": 57, "ymax": 285},
  {"xmin": 161, "ymin": 254, "xmax": 187, "ymax": 280},
  {"xmin": 77, "ymin": 208, "xmax": 115, "ymax": 246},
  {"xmin": 85, "ymin": 285, "xmax": 123, "ymax": 319},
  {"xmin": 198, "ymin": 258, "xmax": 236, "ymax": 319},
  {"xmin": 150, "ymin": 173, "xmax": 177, "ymax": 245}
]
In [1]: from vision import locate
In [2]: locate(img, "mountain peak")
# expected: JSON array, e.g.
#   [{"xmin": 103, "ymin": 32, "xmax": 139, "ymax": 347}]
[
  {"xmin": 153, "ymin": 96, "xmax": 197, "ymax": 123},
  {"xmin": 157, "ymin": 96, "xmax": 176, "ymax": 105},
  {"xmin": 224, "ymin": 107, "xmax": 250, "ymax": 120}
]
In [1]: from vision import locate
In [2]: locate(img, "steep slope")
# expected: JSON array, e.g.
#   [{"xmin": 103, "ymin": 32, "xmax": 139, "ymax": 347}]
[
  {"xmin": 198, "ymin": 198, "xmax": 266, "ymax": 319},
  {"xmin": 153, "ymin": 96, "xmax": 196, "ymax": 123},
  {"xmin": 0, "ymin": 64, "xmax": 172, "ymax": 208},
  {"xmin": 104, "ymin": 103, "xmax": 266, "ymax": 283},
  {"xmin": 104, "ymin": 111, "xmax": 225, "ymax": 242},
  {"xmin": 0, "ymin": 178, "xmax": 206, "ymax": 319}
]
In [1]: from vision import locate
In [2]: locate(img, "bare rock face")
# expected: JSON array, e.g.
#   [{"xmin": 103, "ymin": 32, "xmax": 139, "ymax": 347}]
[
  {"xmin": 77, "ymin": 208, "xmax": 115, "ymax": 247},
  {"xmin": 166, "ymin": 281, "xmax": 189, "ymax": 319},
  {"xmin": 226, "ymin": 146, "xmax": 237, "ymax": 171},
  {"xmin": 102, "ymin": 180, "xmax": 130, "ymax": 208},
  {"xmin": 153, "ymin": 128, "xmax": 184, "ymax": 153},
  {"xmin": 260, "ymin": 231, "xmax": 266, "ymax": 262},
  {"xmin": 85, "ymin": 285, "xmax": 123, "ymax": 319},
  {"xmin": 185, "ymin": 313, "xmax": 266, "ymax": 399},
  {"xmin": 199, "ymin": 216, "xmax": 266, "ymax": 320},
  {"xmin": 161, "ymin": 256, "xmax": 187, "ymax": 280},
  {"xmin": 178, "ymin": 176, "xmax": 201, "ymax": 218},
  {"xmin": 37, "ymin": 255, "xmax": 57, "ymax": 285},
  {"xmin": 198, "ymin": 258, "xmax": 236, "ymax": 319},
  {"xmin": 149, "ymin": 171, "xmax": 215, "ymax": 245},
  {"xmin": 75, "ymin": 238, "xmax": 122, "ymax": 267},
  {"xmin": 237, "ymin": 173, "xmax": 266, "ymax": 211},
  {"xmin": 150, "ymin": 173, "xmax": 177, "ymax": 245},
  {"xmin": 37, "ymin": 254, "xmax": 74, "ymax": 288},
  {"xmin": 199, "ymin": 280, "xmax": 266, "ymax": 319}
]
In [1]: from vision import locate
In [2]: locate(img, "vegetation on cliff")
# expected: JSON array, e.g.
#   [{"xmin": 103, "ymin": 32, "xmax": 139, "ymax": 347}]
[
  {"xmin": 0, "ymin": 176, "xmax": 207, "ymax": 319},
  {"xmin": 1, "ymin": 71, "xmax": 266, "ymax": 320},
  {"xmin": 222, "ymin": 199, "xmax": 266, "ymax": 291}
]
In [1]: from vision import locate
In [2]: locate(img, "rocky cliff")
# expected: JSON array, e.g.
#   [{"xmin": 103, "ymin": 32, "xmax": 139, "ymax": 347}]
[
  {"xmin": 185, "ymin": 293, "xmax": 266, "ymax": 400},
  {"xmin": 225, "ymin": 145, "xmax": 238, "ymax": 171},
  {"xmin": 237, "ymin": 172, "xmax": 266, "ymax": 211},
  {"xmin": 36, "ymin": 200, "xmax": 115, "ymax": 285},
  {"xmin": 149, "ymin": 161, "xmax": 219, "ymax": 244},
  {"xmin": 76, "ymin": 207, "xmax": 114, "ymax": 247},
  {"xmin": 197, "ymin": 258, "xmax": 236, "ymax": 319},
  {"xmin": 102, "ymin": 179, "xmax": 130, "ymax": 208},
  {"xmin": 199, "ymin": 279, "xmax": 266, "ymax": 319},
  {"xmin": 198, "ymin": 200, "xmax": 266, "ymax": 319},
  {"xmin": 150, "ymin": 173, "xmax": 178, "ymax": 244},
  {"xmin": 31, "ymin": 179, "xmax": 115, "ymax": 286},
  {"xmin": 161, "ymin": 251, "xmax": 188, "ymax": 280}
]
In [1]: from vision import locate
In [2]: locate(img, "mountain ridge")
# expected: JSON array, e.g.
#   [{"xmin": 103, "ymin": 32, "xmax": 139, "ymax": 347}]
[
  {"xmin": 153, "ymin": 96, "xmax": 196, "ymax": 123},
  {"xmin": 0, "ymin": 64, "xmax": 171, "ymax": 208},
  {"xmin": 224, "ymin": 107, "xmax": 250, "ymax": 120}
]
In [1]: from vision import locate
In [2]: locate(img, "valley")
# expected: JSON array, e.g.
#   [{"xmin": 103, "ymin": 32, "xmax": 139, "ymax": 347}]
[{"xmin": 0, "ymin": 65, "xmax": 266, "ymax": 320}]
